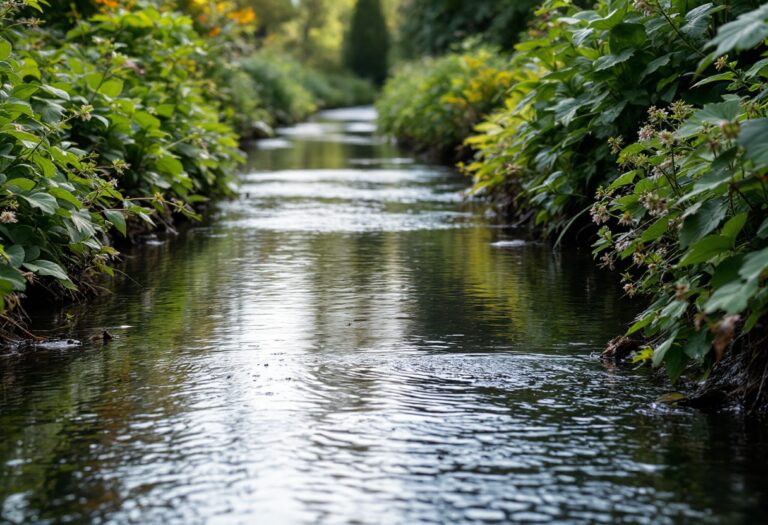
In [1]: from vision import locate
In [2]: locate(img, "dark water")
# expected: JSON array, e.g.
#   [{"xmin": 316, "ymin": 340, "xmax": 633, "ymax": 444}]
[{"xmin": 1, "ymin": 108, "xmax": 767, "ymax": 524}]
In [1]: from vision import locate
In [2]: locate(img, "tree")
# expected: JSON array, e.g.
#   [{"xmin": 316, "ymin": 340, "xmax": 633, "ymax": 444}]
[{"xmin": 343, "ymin": 0, "xmax": 390, "ymax": 85}]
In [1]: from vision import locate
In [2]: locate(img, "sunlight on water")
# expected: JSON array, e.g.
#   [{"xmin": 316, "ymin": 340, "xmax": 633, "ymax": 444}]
[{"xmin": 1, "ymin": 107, "xmax": 767, "ymax": 525}]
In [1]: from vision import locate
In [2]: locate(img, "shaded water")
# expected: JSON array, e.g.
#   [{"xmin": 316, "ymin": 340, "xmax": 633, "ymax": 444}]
[{"xmin": 2, "ymin": 108, "xmax": 767, "ymax": 524}]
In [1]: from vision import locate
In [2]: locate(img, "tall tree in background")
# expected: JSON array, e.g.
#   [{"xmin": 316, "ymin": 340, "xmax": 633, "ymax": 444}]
[{"xmin": 344, "ymin": 0, "xmax": 390, "ymax": 85}]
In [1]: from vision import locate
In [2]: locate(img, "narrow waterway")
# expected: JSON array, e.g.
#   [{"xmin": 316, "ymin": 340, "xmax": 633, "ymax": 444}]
[{"xmin": 1, "ymin": 108, "xmax": 767, "ymax": 524}]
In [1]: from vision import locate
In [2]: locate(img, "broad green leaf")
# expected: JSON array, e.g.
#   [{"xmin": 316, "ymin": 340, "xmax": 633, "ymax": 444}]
[
  {"xmin": 40, "ymin": 84, "xmax": 70, "ymax": 101},
  {"xmin": 641, "ymin": 54, "xmax": 671, "ymax": 79},
  {"xmin": 694, "ymin": 99, "xmax": 742, "ymax": 124},
  {"xmin": 709, "ymin": 4, "xmax": 768, "ymax": 56},
  {"xmin": 11, "ymin": 84, "xmax": 39, "ymax": 99},
  {"xmin": 640, "ymin": 216, "xmax": 670, "ymax": 243},
  {"xmin": 104, "ymin": 210, "xmax": 127, "ymax": 236},
  {"xmin": 705, "ymin": 278, "xmax": 758, "ymax": 314},
  {"xmin": 23, "ymin": 259, "xmax": 69, "ymax": 281},
  {"xmin": 721, "ymin": 213, "xmax": 748, "ymax": 239},
  {"xmin": 22, "ymin": 192, "xmax": 58, "ymax": 215},
  {"xmin": 589, "ymin": 8, "xmax": 626, "ymax": 30},
  {"xmin": 156, "ymin": 155, "xmax": 184, "ymax": 177},
  {"xmin": 134, "ymin": 111, "xmax": 161, "ymax": 130},
  {"xmin": 593, "ymin": 48, "xmax": 635, "ymax": 71},
  {"xmin": 739, "ymin": 247, "xmax": 768, "ymax": 281},
  {"xmin": 757, "ymin": 218, "xmax": 768, "ymax": 239},
  {"xmin": 70, "ymin": 209, "xmax": 97, "ymax": 236},
  {"xmin": 664, "ymin": 346, "xmax": 688, "ymax": 384},
  {"xmin": 99, "ymin": 78, "xmax": 124, "ymax": 98},
  {"xmin": 745, "ymin": 58, "xmax": 768, "ymax": 78},
  {"xmin": 608, "ymin": 170, "xmax": 637, "ymax": 191},
  {"xmin": 738, "ymin": 118, "xmax": 768, "ymax": 165},
  {"xmin": 682, "ymin": 330, "xmax": 711, "ymax": 360},
  {"xmin": 4, "ymin": 245, "xmax": 25, "ymax": 268},
  {"xmin": 652, "ymin": 333, "xmax": 678, "ymax": 367},
  {"xmin": 680, "ymin": 199, "xmax": 727, "ymax": 247},
  {"xmin": 4, "ymin": 178, "xmax": 37, "ymax": 192},
  {"xmin": 692, "ymin": 72, "xmax": 735, "ymax": 88},
  {"xmin": 0, "ymin": 38, "xmax": 10, "ymax": 61},
  {"xmin": 49, "ymin": 187, "xmax": 81, "ymax": 208},
  {"xmin": 678, "ymin": 235, "xmax": 733, "ymax": 266},
  {"xmin": 609, "ymin": 23, "xmax": 646, "ymax": 52},
  {"xmin": 0, "ymin": 264, "xmax": 26, "ymax": 291}
]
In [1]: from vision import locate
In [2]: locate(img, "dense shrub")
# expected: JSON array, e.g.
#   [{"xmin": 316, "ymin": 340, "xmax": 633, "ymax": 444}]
[
  {"xmin": 590, "ymin": 5, "xmax": 768, "ymax": 388},
  {"xmin": 376, "ymin": 48, "xmax": 519, "ymax": 159},
  {"xmin": 228, "ymin": 50, "xmax": 375, "ymax": 132},
  {"xmin": 464, "ymin": 0, "xmax": 754, "ymax": 233},
  {"xmin": 459, "ymin": 0, "xmax": 768, "ymax": 394},
  {"xmin": 0, "ymin": 2, "xmax": 242, "ymax": 315}
]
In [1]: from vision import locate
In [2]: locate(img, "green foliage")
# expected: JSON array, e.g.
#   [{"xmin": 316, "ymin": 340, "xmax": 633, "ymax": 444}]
[
  {"xmin": 398, "ymin": 0, "xmax": 538, "ymax": 58},
  {"xmin": 376, "ymin": 48, "xmax": 518, "ymax": 159},
  {"xmin": 465, "ymin": 0, "xmax": 746, "ymax": 233},
  {"xmin": 233, "ymin": 50, "xmax": 374, "ymax": 129},
  {"xmin": 344, "ymin": 0, "xmax": 390, "ymax": 85},
  {"xmin": 0, "ymin": 1, "xmax": 242, "ymax": 314},
  {"xmin": 591, "ymin": 9, "xmax": 768, "ymax": 380},
  {"xmin": 455, "ymin": 0, "xmax": 768, "ymax": 380}
]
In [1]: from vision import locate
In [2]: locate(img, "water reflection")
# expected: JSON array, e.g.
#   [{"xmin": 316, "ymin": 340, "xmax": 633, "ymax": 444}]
[{"xmin": 1, "ymin": 107, "xmax": 767, "ymax": 524}]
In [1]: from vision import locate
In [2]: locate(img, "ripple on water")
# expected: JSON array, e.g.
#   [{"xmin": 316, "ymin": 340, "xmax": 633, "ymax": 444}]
[{"xmin": 1, "ymin": 107, "xmax": 765, "ymax": 525}]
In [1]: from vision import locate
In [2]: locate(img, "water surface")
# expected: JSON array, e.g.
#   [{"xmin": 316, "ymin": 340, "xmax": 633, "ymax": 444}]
[{"xmin": 1, "ymin": 107, "xmax": 767, "ymax": 524}]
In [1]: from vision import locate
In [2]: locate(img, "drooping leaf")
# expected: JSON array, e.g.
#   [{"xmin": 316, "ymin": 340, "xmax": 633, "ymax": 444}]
[
  {"xmin": 22, "ymin": 192, "xmax": 58, "ymax": 215},
  {"xmin": 709, "ymin": 4, "xmax": 768, "ymax": 56},
  {"xmin": 23, "ymin": 259, "xmax": 70, "ymax": 281}
]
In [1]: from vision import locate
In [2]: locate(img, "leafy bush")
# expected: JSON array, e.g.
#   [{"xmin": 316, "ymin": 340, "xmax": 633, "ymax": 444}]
[
  {"xmin": 591, "ymin": 4, "xmax": 768, "ymax": 384},
  {"xmin": 234, "ymin": 50, "xmax": 375, "ymax": 130},
  {"xmin": 376, "ymin": 47, "xmax": 518, "ymax": 159},
  {"xmin": 0, "ymin": 1, "xmax": 242, "ymax": 315},
  {"xmin": 464, "ymin": 0, "xmax": 753, "ymax": 233},
  {"xmin": 459, "ymin": 0, "xmax": 768, "ymax": 392}
]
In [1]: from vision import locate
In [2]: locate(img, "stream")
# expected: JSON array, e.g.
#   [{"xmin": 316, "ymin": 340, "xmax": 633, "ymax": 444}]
[{"xmin": 1, "ymin": 107, "xmax": 767, "ymax": 524}]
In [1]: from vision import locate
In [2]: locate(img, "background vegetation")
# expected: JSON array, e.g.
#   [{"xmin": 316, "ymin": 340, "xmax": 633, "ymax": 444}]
[{"xmin": 377, "ymin": 0, "xmax": 768, "ymax": 409}]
